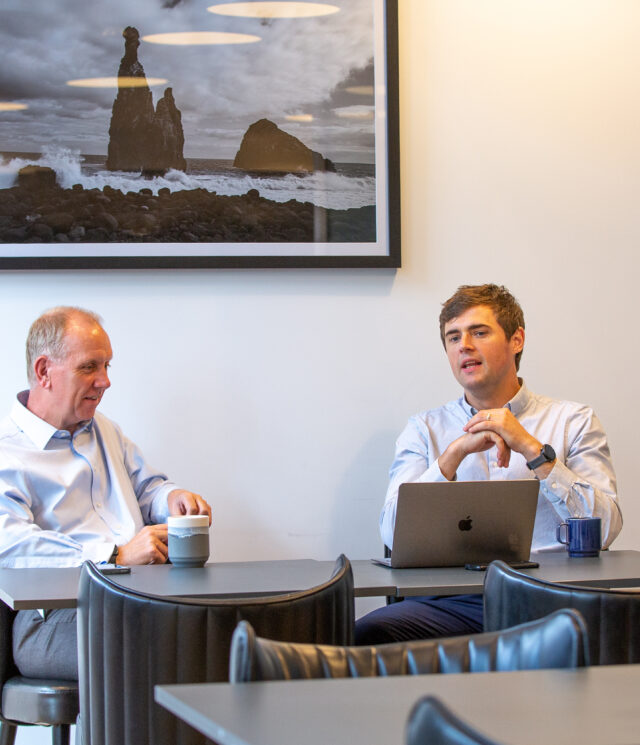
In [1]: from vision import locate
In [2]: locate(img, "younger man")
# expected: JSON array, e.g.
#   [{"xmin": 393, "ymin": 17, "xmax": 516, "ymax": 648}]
[{"xmin": 356, "ymin": 284, "xmax": 621, "ymax": 643}]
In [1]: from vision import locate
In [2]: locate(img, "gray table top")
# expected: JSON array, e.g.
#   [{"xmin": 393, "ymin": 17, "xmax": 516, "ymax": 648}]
[
  {"xmin": 0, "ymin": 559, "xmax": 340, "ymax": 610},
  {"xmin": 155, "ymin": 664, "xmax": 640, "ymax": 745},
  {"xmin": 2, "ymin": 550, "xmax": 640, "ymax": 610},
  {"xmin": 361, "ymin": 548, "xmax": 640, "ymax": 597}
]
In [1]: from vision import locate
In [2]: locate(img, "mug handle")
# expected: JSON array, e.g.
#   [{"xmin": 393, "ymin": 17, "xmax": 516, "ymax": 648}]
[{"xmin": 556, "ymin": 523, "xmax": 569, "ymax": 545}]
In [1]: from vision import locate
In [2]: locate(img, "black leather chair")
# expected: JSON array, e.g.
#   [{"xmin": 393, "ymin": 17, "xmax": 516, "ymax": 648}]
[
  {"xmin": 229, "ymin": 607, "xmax": 588, "ymax": 681},
  {"xmin": 77, "ymin": 554, "xmax": 353, "ymax": 745},
  {"xmin": 0, "ymin": 601, "xmax": 79, "ymax": 745},
  {"xmin": 407, "ymin": 695, "xmax": 504, "ymax": 745},
  {"xmin": 483, "ymin": 559, "xmax": 640, "ymax": 665}
]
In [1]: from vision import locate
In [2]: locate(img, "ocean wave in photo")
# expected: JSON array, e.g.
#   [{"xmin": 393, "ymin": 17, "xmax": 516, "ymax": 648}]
[{"xmin": 0, "ymin": 147, "xmax": 376, "ymax": 211}]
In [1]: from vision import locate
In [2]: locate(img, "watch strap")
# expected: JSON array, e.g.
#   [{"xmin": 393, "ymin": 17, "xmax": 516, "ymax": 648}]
[{"xmin": 526, "ymin": 444, "xmax": 556, "ymax": 470}]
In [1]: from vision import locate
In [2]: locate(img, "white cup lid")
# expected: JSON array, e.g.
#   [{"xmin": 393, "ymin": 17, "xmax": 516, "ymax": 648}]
[{"xmin": 168, "ymin": 515, "xmax": 209, "ymax": 528}]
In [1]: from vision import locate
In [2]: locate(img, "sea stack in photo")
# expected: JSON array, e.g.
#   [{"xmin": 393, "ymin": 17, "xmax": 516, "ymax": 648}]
[
  {"xmin": 234, "ymin": 118, "xmax": 336, "ymax": 174},
  {"xmin": 106, "ymin": 26, "xmax": 186, "ymax": 174}
]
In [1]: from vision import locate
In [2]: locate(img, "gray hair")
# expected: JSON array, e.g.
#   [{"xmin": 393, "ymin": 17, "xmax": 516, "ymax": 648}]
[{"xmin": 26, "ymin": 306, "xmax": 104, "ymax": 386}]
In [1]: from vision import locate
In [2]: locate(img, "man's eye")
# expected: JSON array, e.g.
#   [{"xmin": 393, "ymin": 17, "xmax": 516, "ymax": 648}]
[{"xmin": 448, "ymin": 335, "xmax": 460, "ymax": 343}]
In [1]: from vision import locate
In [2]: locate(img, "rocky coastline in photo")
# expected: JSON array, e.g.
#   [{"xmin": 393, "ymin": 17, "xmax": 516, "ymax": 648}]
[
  {"xmin": 1, "ymin": 24, "xmax": 376, "ymax": 248},
  {"xmin": 234, "ymin": 118, "xmax": 336, "ymax": 174},
  {"xmin": 0, "ymin": 166, "xmax": 375, "ymax": 244},
  {"xmin": 106, "ymin": 26, "xmax": 186, "ymax": 174}
]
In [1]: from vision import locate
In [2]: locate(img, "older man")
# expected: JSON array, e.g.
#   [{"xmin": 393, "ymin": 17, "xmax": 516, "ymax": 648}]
[
  {"xmin": 355, "ymin": 284, "xmax": 622, "ymax": 644},
  {"xmin": 0, "ymin": 307, "xmax": 211, "ymax": 679}
]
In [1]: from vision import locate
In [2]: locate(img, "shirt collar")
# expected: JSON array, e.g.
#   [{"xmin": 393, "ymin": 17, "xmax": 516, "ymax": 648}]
[
  {"xmin": 506, "ymin": 379, "xmax": 531, "ymax": 417},
  {"xmin": 11, "ymin": 390, "xmax": 93, "ymax": 450},
  {"xmin": 459, "ymin": 378, "xmax": 531, "ymax": 418}
]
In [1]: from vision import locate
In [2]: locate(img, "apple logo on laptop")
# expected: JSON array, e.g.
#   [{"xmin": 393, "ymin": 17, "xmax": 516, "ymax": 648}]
[{"xmin": 458, "ymin": 515, "xmax": 473, "ymax": 531}]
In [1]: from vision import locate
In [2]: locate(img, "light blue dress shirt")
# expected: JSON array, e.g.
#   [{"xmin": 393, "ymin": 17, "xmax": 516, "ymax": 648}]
[
  {"xmin": 380, "ymin": 381, "xmax": 622, "ymax": 553},
  {"xmin": 0, "ymin": 391, "xmax": 178, "ymax": 567}
]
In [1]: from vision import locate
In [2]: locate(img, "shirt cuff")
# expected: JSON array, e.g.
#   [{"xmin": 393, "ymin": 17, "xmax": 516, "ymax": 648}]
[
  {"xmin": 148, "ymin": 482, "xmax": 178, "ymax": 523},
  {"xmin": 419, "ymin": 460, "xmax": 454, "ymax": 483},
  {"xmin": 83, "ymin": 542, "xmax": 118, "ymax": 565},
  {"xmin": 538, "ymin": 460, "xmax": 573, "ymax": 506}
]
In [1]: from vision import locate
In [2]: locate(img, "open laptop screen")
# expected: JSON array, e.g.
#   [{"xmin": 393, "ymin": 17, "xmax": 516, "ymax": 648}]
[{"xmin": 378, "ymin": 480, "xmax": 539, "ymax": 568}]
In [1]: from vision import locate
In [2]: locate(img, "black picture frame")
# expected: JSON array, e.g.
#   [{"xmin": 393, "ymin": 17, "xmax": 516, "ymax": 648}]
[{"xmin": 0, "ymin": 0, "xmax": 400, "ymax": 270}]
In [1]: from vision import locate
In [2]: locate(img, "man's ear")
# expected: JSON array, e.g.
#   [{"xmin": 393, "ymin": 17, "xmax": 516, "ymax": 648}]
[
  {"xmin": 511, "ymin": 326, "xmax": 525, "ymax": 355},
  {"xmin": 33, "ymin": 355, "xmax": 53, "ymax": 389}
]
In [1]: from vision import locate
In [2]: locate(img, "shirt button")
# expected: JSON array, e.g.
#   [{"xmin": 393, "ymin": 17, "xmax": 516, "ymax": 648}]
[
  {"xmin": 96, "ymin": 502, "xmax": 103, "ymax": 508},
  {"xmin": 491, "ymin": 461, "xmax": 497, "ymax": 469},
  {"xmin": 551, "ymin": 483, "xmax": 557, "ymax": 490}
]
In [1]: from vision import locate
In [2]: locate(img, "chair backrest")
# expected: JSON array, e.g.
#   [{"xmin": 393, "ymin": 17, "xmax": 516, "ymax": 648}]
[
  {"xmin": 483, "ymin": 559, "xmax": 640, "ymax": 665},
  {"xmin": 77, "ymin": 554, "xmax": 353, "ymax": 745},
  {"xmin": 406, "ymin": 695, "xmax": 504, "ymax": 745},
  {"xmin": 229, "ymin": 607, "xmax": 588, "ymax": 682}
]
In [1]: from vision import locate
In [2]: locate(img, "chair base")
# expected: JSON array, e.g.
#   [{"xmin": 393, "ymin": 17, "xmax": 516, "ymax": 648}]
[
  {"xmin": 0, "ymin": 721, "xmax": 17, "ymax": 745},
  {"xmin": 0, "ymin": 720, "xmax": 71, "ymax": 745}
]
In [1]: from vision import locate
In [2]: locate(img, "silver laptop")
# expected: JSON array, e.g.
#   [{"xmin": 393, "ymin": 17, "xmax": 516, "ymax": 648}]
[{"xmin": 375, "ymin": 480, "xmax": 539, "ymax": 568}]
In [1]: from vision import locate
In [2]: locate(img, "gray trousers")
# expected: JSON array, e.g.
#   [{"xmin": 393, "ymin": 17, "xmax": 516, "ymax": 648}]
[{"xmin": 12, "ymin": 608, "xmax": 79, "ymax": 681}]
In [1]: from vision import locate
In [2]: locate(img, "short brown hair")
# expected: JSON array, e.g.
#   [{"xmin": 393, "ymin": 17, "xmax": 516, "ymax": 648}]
[{"xmin": 439, "ymin": 284, "xmax": 525, "ymax": 370}]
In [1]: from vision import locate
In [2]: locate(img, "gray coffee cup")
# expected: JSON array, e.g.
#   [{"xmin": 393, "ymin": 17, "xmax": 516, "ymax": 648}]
[{"xmin": 168, "ymin": 515, "xmax": 210, "ymax": 568}]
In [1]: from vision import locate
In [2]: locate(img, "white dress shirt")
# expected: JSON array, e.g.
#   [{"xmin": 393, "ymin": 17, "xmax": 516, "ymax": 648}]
[
  {"xmin": 0, "ymin": 391, "xmax": 178, "ymax": 567},
  {"xmin": 380, "ymin": 381, "xmax": 622, "ymax": 552}
]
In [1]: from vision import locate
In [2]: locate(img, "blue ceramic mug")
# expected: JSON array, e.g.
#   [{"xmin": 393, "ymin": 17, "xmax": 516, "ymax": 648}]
[{"xmin": 556, "ymin": 517, "xmax": 601, "ymax": 558}]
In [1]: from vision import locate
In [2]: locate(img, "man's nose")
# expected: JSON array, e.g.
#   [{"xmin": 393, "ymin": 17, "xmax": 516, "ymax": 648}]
[
  {"xmin": 459, "ymin": 333, "xmax": 473, "ymax": 350},
  {"xmin": 95, "ymin": 369, "xmax": 111, "ymax": 389}
]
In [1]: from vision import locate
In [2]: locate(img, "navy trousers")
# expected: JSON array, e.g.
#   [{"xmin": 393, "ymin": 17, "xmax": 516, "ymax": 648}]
[{"xmin": 354, "ymin": 594, "xmax": 483, "ymax": 644}]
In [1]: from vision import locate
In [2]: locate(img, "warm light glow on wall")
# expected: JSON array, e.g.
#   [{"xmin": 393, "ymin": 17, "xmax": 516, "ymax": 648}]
[
  {"xmin": 66, "ymin": 77, "xmax": 168, "ymax": 88},
  {"xmin": 207, "ymin": 2, "xmax": 339, "ymax": 19},
  {"xmin": 0, "ymin": 102, "xmax": 28, "ymax": 111},
  {"xmin": 285, "ymin": 114, "xmax": 313, "ymax": 122},
  {"xmin": 142, "ymin": 31, "xmax": 260, "ymax": 45}
]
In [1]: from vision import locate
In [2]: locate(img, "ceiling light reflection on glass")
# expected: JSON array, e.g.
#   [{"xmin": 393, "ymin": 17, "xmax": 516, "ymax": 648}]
[
  {"xmin": 0, "ymin": 102, "xmax": 28, "ymax": 111},
  {"xmin": 335, "ymin": 107, "xmax": 374, "ymax": 120},
  {"xmin": 67, "ymin": 77, "xmax": 168, "ymax": 89},
  {"xmin": 285, "ymin": 114, "xmax": 313, "ymax": 122},
  {"xmin": 207, "ymin": 2, "xmax": 340, "ymax": 19},
  {"xmin": 345, "ymin": 86, "xmax": 374, "ymax": 96},
  {"xmin": 142, "ymin": 31, "xmax": 260, "ymax": 45}
]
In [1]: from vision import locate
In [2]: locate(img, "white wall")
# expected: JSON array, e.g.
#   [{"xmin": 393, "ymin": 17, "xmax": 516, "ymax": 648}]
[{"xmin": 7, "ymin": 2, "xmax": 640, "ymax": 740}]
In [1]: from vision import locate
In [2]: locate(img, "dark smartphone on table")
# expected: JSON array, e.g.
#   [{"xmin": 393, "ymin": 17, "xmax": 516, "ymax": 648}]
[
  {"xmin": 99, "ymin": 564, "xmax": 131, "ymax": 575},
  {"xmin": 464, "ymin": 560, "xmax": 539, "ymax": 571}
]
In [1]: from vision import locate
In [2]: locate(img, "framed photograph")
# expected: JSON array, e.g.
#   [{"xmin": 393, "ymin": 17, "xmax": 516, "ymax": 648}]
[{"xmin": 0, "ymin": 0, "xmax": 400, "ymax": 269}]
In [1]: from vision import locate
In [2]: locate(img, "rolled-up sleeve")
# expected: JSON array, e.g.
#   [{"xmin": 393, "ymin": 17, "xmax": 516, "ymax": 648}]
[{"xmin": 538, "ymin": 407, "xmax": 622, "ymax": 548}]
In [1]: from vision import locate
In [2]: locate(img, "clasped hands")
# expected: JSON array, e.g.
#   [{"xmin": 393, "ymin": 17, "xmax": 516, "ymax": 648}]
[
  {"xmin": 438, "ymin": 408, "xmax": 541, "ymax": 481},
  {"xmin": 464, "ymin": 407, "xmax": 542, "ymax": 466}
]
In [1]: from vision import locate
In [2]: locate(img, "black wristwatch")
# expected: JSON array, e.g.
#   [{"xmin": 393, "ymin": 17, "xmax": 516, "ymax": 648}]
[
  {"xmin": 526, "ymin": 443, "xmax": 556, "ymax": 470},
  {"xmin": 107, "ymin": 544, "xmax": 119, "ymax": 564}
]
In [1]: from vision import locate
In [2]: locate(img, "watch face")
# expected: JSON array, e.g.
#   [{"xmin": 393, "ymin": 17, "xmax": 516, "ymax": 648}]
[{"xmin": 527, "ymin": 444, "xmax": 556, "ymax": 470}]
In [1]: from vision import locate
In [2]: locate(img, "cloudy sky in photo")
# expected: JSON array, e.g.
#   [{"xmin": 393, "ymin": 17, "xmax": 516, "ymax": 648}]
[{"xmin": 0, "ymin": 0, "xmax": 379, "ymax": 161}]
